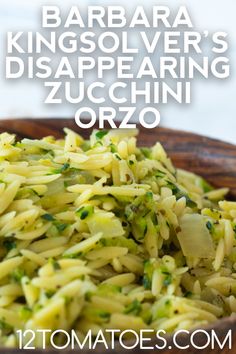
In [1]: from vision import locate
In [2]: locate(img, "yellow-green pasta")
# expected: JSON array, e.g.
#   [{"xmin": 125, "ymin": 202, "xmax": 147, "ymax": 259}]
[{"xmin": 0, "ymin": 128, "xmax": 235, "ymax": 347}]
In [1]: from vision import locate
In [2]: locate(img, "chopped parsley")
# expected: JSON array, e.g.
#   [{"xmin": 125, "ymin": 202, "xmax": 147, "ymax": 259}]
[
  {"xmin": 76, "ymin": 205, "xmax": 94, "ymax": 220},
  {"xmin": 114, "ymin": 153, "xmax": 122, "ymax": 160},
  {"xmin": 110, "ymin": 144, "xmax": 117, "ymax": 153},
  {"xmin": 146, "ymin": 191, "xmax": 153, "ymax": 201},
  {"xmin": 98, "ymin": 311, "xmax": 111, "ymax": 320},
  {"xmin": 184, "ymin": 291, "xmax": 193, "ymax": 298},
  {"xmin": 41, "ymin": 213, "xmax": 55, "ymax": 221},
  {"xmin": 206, "ymin": 221, "xmax": 213, "ymax": 231},
  {"xmin": 143, "ymin": 274, "xmax": 152, "ymax": 290},
  {"xmin": 19, "ymin": 306, "xmax": 32, "ymax": 321},
  {"xmin": 155, "ymin": 170, "xmax": 166, "ymax": 178},
  {"xmin": 55, "ymin": 223, "xmax": 68, "ymax": 232},
  {"xmin": 3, "ymin": 239, "xmax": 16, "ymax": 252},
  {"xmin": 50, "ymin": 258, "xmax": 61, "ymax": 271},
  {"xmin": 124, "ymin": 299, "xmax": 141, "ymax": 316},
  {"xmin": 95, "ymin": 130, "xmax": 108, "ymax": 140},
  {"xmin": 166, "ymin": 181, "xmax": 197, "ymax": 208},
  {"xmin": 163, "ymin": 273, "xmax": 172, "ymax": 286},
  {"xmin": 45, "ymin": 290, "xmax": 55, "ymax": 298},
  {"xmin": 0, "ymin": 319, "xmax": 13, "ymax": 331},
  {"xmin": 11, "ymin": 268, "xmax": 25, "ymax": 283},
  {"xmin": 53, "ymin": 162, "xmax": 70, "ymax": 174},
  {"xmin": 140, "ymin": 147, "xmax": 151, "ymax": 158}
]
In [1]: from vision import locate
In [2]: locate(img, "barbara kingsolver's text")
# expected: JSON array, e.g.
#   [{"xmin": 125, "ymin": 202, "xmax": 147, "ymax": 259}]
[{"xmin": 5, "ymin": 6, "xmax": 230, "ymax": 129}]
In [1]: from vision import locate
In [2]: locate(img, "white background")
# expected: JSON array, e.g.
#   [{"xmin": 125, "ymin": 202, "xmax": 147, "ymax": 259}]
[{"xmin": 0, "ymin": 0, "xmax": 235, "ymax": 144}]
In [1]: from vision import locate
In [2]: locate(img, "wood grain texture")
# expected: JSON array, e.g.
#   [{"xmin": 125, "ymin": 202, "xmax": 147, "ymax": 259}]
[{"xmin": 0, "ymin": 118, "xmax": 235, "ymax": 354}]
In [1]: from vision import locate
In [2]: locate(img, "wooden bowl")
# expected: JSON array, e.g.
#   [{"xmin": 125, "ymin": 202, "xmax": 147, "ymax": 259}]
[{"xmin": 0, "ymin": 118, "xmax": 235, "ymax": 354}]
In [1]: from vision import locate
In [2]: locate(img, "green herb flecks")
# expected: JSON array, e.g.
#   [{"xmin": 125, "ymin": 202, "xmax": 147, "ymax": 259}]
[
  {"xmin": 50, "ymin": 258, "xmax": 61, "ymax": 271},
  {"xmin": 95, "ymin": 130, "xmax": 108, "ymax": 140},
  {"xmin": 124, "ymin": 299, "xmax": 142, "ymax": 316},
  {"xmin": 76, "ymin": 205, "xmax": 94, "ymax": 220},
  {"xmin": 166, "ymin": 181, "xmax": 197, "ymax": 208},
  {"xmin": 55, "ymin": 222, "xmax": 68, "ymax": 232},
  {"xmin": 3, "ymin": 239, "xmax": 16, "ymax": 252},
  {"xmin": 53, "ymin": 163, "xmax": 70, "ymax": 174},
  {"xmin": 162, "ymin": 272, "xmax": 172, "ymax": 286},
  {"xmin": 11, "ymin": 268, "xmax": 25, "ymax": 283},
  {"xmin": 42, "ymin": 213, "xmax": 55, "ymax": 221},
  {"xmin": 19, "ymin": 306, "xmax": 32, "ymax": 321},
  {"xmin": 140, "ymin": 147, "xmax": 151, "ymax": 158}
]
